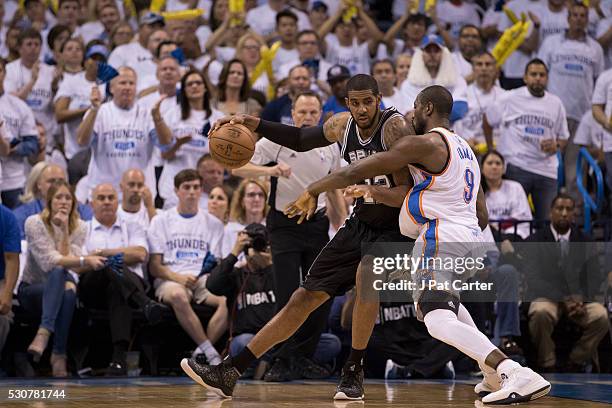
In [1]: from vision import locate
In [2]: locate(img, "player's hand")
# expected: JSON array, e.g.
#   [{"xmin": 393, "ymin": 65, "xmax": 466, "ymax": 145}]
[
  {"xmin": 284, "ymin": 191, "xmax": 318, "ymax": 224},
  {"xmin": 210, "ymin": 114, "xmax": 260, "ymax": 135},
  {"xmin": 90, "ymin": 86, "xmax": 102, "ymax": 109},
  {"xmin": 540, "ymin": 139, "xmax": 557, "ymax": 154},
  {"xmin": 344, "ymin": 184, "xmax": 375, "ymax": 201},
  {"xmin": 268, "ymin": 162, "xmax": 291, "ymax": 178}
]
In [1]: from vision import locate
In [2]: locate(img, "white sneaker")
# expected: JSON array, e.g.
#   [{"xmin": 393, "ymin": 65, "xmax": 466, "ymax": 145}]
[
  {"xmin": 481, "ymin": 366, "xmax": 550, "ymax": 405},
  {"xmin": 474, "ymin": 373, "xmax": 501, "ymax": 397}
]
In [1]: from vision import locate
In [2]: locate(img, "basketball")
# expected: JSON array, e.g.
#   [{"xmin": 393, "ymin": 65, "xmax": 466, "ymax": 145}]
[{"xmin": 208, "ymin": 123, "xmax": 256, "ymax": 169}]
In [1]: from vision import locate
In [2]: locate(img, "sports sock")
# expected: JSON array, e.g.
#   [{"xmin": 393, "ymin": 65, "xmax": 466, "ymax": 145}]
[
  {"xmin": 198, "ymin": 340, "xmax": 221, "ymax": 365},
  {"xmin": 347, "ymin": 347, "xmax": 366, "ymax": 366},
  {"xmin": 232, "ymin": 346, "xmax": 257, "ymax": 373},
  {"xmin": 423, "ymin": 308, "xmax": 497, "ymax": 369}
]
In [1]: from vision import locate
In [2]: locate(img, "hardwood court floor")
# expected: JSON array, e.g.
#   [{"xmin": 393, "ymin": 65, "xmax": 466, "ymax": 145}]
[{"xmin": 1, "ymin": 375, "xmax": 610, "ymax": 407}]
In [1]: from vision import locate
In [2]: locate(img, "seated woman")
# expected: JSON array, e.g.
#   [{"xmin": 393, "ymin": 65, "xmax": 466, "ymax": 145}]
[
  {"xmin": 211, "ymin": 59, "xmax": 262, "ymax": 117},
  {"xmin": 18, "ymin": 180, "xmax": 105, "ymax": 377},
  {"xmin": 481, "ymin": 150, "xmax": 533, "ymax": 240}
]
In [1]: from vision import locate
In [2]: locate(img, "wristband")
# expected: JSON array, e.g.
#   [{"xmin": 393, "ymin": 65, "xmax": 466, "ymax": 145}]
[{"xmin": 79, "ymin": 256, "xmax": 85, "ymax": 267}]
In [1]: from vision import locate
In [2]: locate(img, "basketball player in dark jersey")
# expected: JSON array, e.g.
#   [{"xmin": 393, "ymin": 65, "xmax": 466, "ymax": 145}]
[{"xmin": 180, "ymin": 74, "xmax": 414, "ymax": 400}]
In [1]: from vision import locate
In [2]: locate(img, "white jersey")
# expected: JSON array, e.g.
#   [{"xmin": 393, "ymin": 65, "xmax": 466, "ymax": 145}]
[
  {"xmin": 108, "ymin": 42, "xmax": 156, "ymax": 91},
  {"xmin": 158, "ymin": 107, "xmax": 224, "ymax": 201},
  {"xmin": 4, "ymin": 60, "xmax": 57, "ymax": 139},
  {"xmin": 0, "ymin": 93, "xmax": 38, "ymax": 192},
  {"xmin": 54, "ymin": 72, "xmax": 105, "ymax": 159},
  {"xmin": 400, "ymin": 127, "xmax": 481, "ymax": 240},
  {"xmin": 485, "ymin": 179, "xmax": 533, "ymax": 239},
  {"xmin": 147, "ymin": 207, "xmax": 224, "ymax": 277},
  {"xmin": 454, "ymin": 84, "xmax": 506, "ymax": 145},
  {"xmin": 324, "ymin": 35, "xmax": 371, "ymax": 76},
  {"xmin": 84, "ymin": 101, "xmax": 159, "ymax": 196},
  {"xmin": 538, "ymin": 33, "xmax": 604, "ymax": 121},
  {"xmin": 118, "ymin": 205, "xmax": 151, "ymax": 230},
  {"xmin": 574, "ymin": 111, "xmax": 611, "ymax": 152}
]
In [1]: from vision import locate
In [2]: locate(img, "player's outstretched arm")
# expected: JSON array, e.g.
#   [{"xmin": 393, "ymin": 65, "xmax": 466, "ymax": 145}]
[
  {"xmin": 210, "ymin": 112, "xmax": 348, "ymax": 151},
  {"xmin": 307, "ymin": 133, "xmax": 437, "ymax": 196}
]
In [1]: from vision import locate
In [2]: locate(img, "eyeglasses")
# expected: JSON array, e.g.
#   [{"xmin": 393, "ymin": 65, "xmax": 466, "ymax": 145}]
[
  {"xmin": 245, "ymin": 192, "xmax": 265, "ymax": 198},
  {"xmin": 186, "ymin": 80, "xmax": 204, "ymax": 87},
  {"xmin": 242, "ymin": 45, "xmax": 260, "ymax": 51}
]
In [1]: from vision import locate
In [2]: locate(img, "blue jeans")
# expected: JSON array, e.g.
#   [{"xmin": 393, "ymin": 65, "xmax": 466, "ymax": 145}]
[
  {"xmin": 492, "ymin": 264, "xmax": 521, "ymax": 340},
  {"xmin": 505, "ymin": 164, "xmax": 557, "ymax": 222},
  {"xmin": 230, "ymin": 332, "xmax": 341, "ymax": 365},
  {"xmin": 18, "ymin": 268, "xmax": 77, "ymax": 355}
]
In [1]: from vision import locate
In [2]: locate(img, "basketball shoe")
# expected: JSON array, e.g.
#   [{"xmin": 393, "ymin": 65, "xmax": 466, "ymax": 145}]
[
  {"xmin": 481, "ymin": 366, "xmax": 550, "ymax": 404},
  {"xmin": 474, "ymin": 372, "xmax": 501, "ymax": 397},
  {"xmin": 334, "ymin": 362, "xmax": 364, "ymax": 400},
  {"xmin": 180, "ymin": 357, "xmax": 239, "ymax": 398}
]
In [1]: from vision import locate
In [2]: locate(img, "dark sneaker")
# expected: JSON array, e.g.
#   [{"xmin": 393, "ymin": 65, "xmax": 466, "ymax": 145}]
[
  {"xmin": 105, "ymin": 361, "xmax": 127, "ymax": 377},
  {"xmin": 180, "ymin": 357, "xmax": 239, "ymax": 398},
  {"xmin": 296, "ymin": 356, "xmax": 331, "ymax": 379},
  {"xmin": 263, "ymin": 357, "xmax": 296, "ymax": 382},
  {"xmin": 334, "ymin": 362, "xmax": 364, "ymax": 400},
  {"xmin": 499, "ymin": 340, "xmax": 524, "ymax": 357}
]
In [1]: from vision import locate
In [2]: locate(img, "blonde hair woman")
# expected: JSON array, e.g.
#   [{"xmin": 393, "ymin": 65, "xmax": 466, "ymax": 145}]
[
  {"xmin": 18, "ymin": 180, "xmax": 105, "ymax": 377},
  {"xmin": 229, "ymin": 179, "xmax": 268, "ymax": 225}
]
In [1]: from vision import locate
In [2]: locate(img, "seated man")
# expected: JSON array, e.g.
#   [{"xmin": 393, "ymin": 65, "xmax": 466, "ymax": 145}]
[
  {"xmin": 78, "ymin": 183, "xmax": 164, "ymax": 376},
  {"xmin": 206, "ymin": 224, "xmax": 340, "ymax": 378},
  {"xmin": 148, "ymin": 169, "xmax": 227, "ymax": 364},
  {"xmin": 13, "ymin": 163, "xmax": 92, "ymax": 239},
  {"xmin": 118, "ymin": 169, "xmax": 157, "ymax": 229},
  {"xmin": 525, "ymin": 193, "xmax": 609, "ymax": 371},
  {"xmin": 0, "ymin": 203, "xmax": 20, "ymax": 365}
]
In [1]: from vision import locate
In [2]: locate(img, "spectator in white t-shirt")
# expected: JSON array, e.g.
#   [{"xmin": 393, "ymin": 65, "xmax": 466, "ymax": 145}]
[
  {"xmin": 573, "ymin": 111, "xmax": 612, "ymax": 204},
  {"xmin": 0, "ymin": 58, "xmax": 40, "ymax": 209},
  {"xmin": 539, "ymin": 2, "xmax": 605, "ymax": 201},
  {"xmin": 4, "ymin": 28, "xmax": 59, "ymax": 147},
  {"xmin": 207, "ymin": 184, "xmax": 245, "ymax": 257},
  {"xmin": 317, "ymin": 1, "xmax": 382, "ymax": 76},
  {"xmin": 451, "ymin": 24, "xmax": 483, "ymax": 84},
  {"xmin": 395, "ymin": 53, "xmax": 412, "ymax": 89},
  {"xmin": 108, "ymin": 12, "xmax": 166, "ymax": 90},
  {"xmin": 148, "ymin": 169, "xmax": 227, "ymax": 364},
  {"xmin": 455, "ymin": 51, "xmax": 506, "ymax": 154},
  {"xmin": 271, "ymin": 10, "xmax": 300, "ymax": 77},
  {"xmin": 592, "ymin": 67, "xmax": 612, "ymax": 134},
  {"xmin": 382, "ymin": 12, "xmax": 428, "ymax": 61},
  {"xmin": 434, "ymin": 0, "xmax": 481, "ymax": 44},
  {"xmin": 246, "ymin": 0, "xmax": 311, "ymax": 39},
  {"xmin": 158, "ymin": 70, "xmax": 223, "ymax": 207},
  {"xmin": 372, "ymin": 59, "xmax": 411, "ymax": 115},
  {"xmin": 76, "ymin": 66, "xmax": 173, "ymax": 196},
  {"xmin": 484, "ymin": 58, "xmax": 570, "ymax": 221},
  {"xmin": 401, "ymin": 34, "xmax": 468, "ymax": 122},
  {"xmin": 533, "ymin": 0, "xmax": 569, "ymax": 47},
  {"xmin": 119, "ymin": 168, "xmax": 157, "ymax": 229},
  {"xmin": 481, "ymin": 150, "xmax": 533, "ymax": 240},
  {"xmin": 80, "ymin": 2, "xmax": 121, "ymax": 45},
  {"xmin": 54, "ymin": 41, "xmax": 108, "ymax": 185},
  {"xmin": 109, "ymin": 21, "xmax": 135, "ymax": 51}
]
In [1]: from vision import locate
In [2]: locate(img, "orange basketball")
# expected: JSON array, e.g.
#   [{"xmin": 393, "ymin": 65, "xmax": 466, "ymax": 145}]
[{"xmin": 208, "ymin": 123, "xmax": 256, "ymax": 169}]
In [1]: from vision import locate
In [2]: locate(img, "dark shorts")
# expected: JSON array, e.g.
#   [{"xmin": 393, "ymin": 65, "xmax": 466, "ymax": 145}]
[{"xmin": 302, "ymin": 214, "xmax": 408, "ymax": 297}]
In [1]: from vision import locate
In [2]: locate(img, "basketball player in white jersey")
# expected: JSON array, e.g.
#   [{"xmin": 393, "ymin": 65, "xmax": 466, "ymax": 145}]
[{"xmin": 286, "ymin": 85, "xmax": 551, "ymax": 405}]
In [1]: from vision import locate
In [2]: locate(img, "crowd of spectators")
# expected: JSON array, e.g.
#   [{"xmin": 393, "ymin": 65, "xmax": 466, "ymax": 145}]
[{"xmin": 0, "ymin": 0, "xmax": 611, "ymax": 379}]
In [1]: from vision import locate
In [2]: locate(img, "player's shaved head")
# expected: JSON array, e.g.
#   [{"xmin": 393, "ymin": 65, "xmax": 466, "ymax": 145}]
[
  {"xmin": 417, "ymin": 85, "xmax": 453, "ymax": 117},
  {"xmin": 347, "ymin": 74, "xmax": 379, "ymax": 96}
]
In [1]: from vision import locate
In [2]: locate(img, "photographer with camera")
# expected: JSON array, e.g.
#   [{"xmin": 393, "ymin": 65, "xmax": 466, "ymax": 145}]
[{"xmin": 206, "ymin": 224, "xmax": 341, "ymax": 378}]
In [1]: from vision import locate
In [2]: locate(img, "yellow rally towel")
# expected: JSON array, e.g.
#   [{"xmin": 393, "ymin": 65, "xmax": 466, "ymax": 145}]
[
  {"xmin": 342, "ymin": 0, "xmax": 358, "ymax": 23},
  {"xmin": 161, "ymin": 9, "xmax": 205, "ymax": 20},
  {"xmin": 150, "ymin": 0, "xmax": 166, "ymax": 13},
  {"xmin": 492, "ymin": 16, "xmax": 530, "ymax": 67},
  {"xmin": 229, "ymin": 0, "xmax": 245, "ymax": 27},
  {"xmin": 251, "ymin": 42, "xmax": 281, "ymax": 101}
]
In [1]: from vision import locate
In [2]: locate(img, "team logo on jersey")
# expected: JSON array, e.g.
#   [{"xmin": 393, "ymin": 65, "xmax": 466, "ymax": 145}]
[{"xmin": 114, "ymin": 141, "xmax": 136, "ymax": 151}]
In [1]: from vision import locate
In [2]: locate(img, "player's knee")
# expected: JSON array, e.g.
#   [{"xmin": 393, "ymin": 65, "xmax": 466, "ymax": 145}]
[{"xmin": 288, "ymin": 288, "xmax": 328, "ymax": 312}]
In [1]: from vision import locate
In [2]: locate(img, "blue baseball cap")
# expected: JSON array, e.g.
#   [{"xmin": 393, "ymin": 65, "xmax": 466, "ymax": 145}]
[
  {"xmin": 312, "ymin": 1, "xmax": 328, "ymax": 12},
  {"xmin": 420, "ymin": 34, "xmax": 444, "ymax": 50},
  {"xmin": 140, "ymin": 12, "xmax": 165, "ymax": 26},
  {"xmin": 85, "ymin": 44, "xmax": 109, "ymax": 61}
]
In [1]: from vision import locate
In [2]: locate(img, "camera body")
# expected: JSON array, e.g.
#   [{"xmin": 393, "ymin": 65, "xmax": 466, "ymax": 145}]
[{"xmin": 243, "ymin": 223, "xmax": 269, "ymax": 256}]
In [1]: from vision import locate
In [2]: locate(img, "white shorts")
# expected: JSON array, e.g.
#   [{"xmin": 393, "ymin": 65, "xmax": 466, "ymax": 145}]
[{"xmin": 155, "ymin": 275, "xmax": 210, "ymax": 305}]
